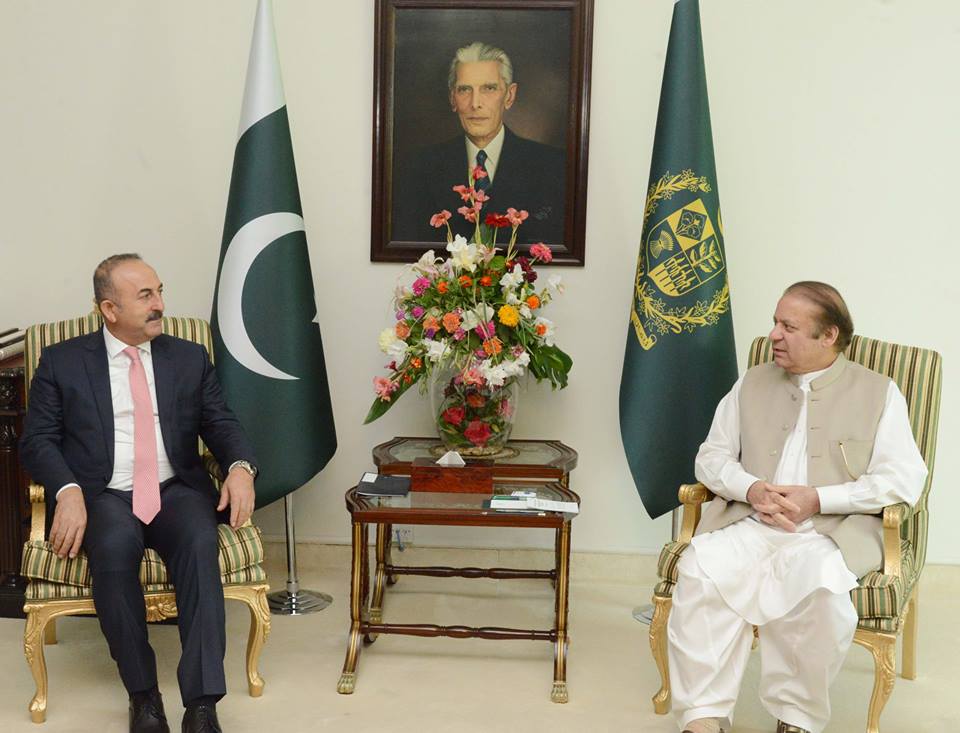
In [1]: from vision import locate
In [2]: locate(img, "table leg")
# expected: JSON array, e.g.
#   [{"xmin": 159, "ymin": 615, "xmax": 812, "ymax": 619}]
[
  {"xmin": 366, "ymin": 523, "xmax": 390, "ymax": 642},
  {"xmin": 337, "ymin": 520, "xmax": 365, "ymax": 694},
  {"xmin": 551, "ymin": 520, "xmax": 571, "ymax": 703},
  {"xmin": 385, "ymin": 523, "xmax": 398, "ymax": 585}
]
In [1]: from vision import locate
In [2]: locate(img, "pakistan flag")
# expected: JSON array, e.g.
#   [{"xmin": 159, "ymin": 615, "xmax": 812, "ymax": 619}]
[
  {"xmin": 211, "ymin": 0, "xmax": 337, "ymax": 508},
  {"xmin": 619, "ymin": 0, "xmax": 737, "ymax": 519}
]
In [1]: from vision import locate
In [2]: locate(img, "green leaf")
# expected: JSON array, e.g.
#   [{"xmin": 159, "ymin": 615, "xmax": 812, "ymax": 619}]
[{"xmin": 363, "ymin": 377, "xmax": 419, "ymax": 424}]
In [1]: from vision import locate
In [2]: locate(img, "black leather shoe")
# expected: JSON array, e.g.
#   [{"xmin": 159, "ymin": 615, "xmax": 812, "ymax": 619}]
[
  {"xmin": 129, "ymin": 687, "xmax": 169, "ymax": 733},
  {"xmin": 182, "ymin": 702, "xmax": 222, "ymax": 733}
]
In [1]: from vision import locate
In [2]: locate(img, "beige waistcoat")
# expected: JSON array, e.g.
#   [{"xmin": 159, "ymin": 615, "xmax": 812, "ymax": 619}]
[{"xmin": 696, "ymin": 354, "xmax": 892, "ymax": 577}]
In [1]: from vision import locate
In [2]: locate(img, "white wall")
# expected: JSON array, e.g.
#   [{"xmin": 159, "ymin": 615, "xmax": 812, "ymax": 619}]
[{"xmin": 1, "ymin": 0, "xmax": 957, "ymax": 561}]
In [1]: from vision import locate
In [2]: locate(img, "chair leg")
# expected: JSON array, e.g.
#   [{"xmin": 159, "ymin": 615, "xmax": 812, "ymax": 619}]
[
  {"xmin": 223, "ymin": 584, "xmax": 271, "ymax": 697},
  {"xmin": 901, "ymin": 586, "xmax": 919, "ymax": 680},
  {"xmin": 43, "ymin": 620, "xmax": 57, "ymax": 646},
  {"xmin": 24, "ymin": 608, "xmax": 54, "ymax": 723},
  {"xmin": 853, "ymin": 629, "xmax": 897, "ymax": 733},
  {"xmin": 649, "ymin": 595, "xmax": 672, "ymax": 715}
]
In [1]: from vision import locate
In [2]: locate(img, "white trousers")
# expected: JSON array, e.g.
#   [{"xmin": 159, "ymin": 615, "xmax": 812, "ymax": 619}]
[{"xmin": 667, "ymin": 545, "xmax": 858, "ymax": 733}]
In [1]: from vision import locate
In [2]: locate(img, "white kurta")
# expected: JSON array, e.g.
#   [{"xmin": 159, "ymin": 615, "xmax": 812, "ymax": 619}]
[{"xmin": 668, "ymin": 363, "xmax": 927, "ymax": 733}]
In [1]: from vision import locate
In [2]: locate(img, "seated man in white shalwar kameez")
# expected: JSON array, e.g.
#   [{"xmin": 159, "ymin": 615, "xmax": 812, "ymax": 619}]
[{"xmin": 668, "ymin": 282, "xmax": 927, "ymax": 733}]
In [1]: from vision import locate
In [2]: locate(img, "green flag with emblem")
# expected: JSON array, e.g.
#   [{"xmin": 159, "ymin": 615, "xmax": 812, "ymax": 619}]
[
  {"xmin": 619, "ymin": 0, "xmax": 737, "ymax": 519},
  {"xmin": 211, "ymin": 0, "xmax": 336, "ymax": 508}
]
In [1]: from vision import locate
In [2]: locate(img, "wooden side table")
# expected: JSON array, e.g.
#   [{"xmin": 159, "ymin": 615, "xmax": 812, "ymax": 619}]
[{"xmin": 337, "ymin": 437, "xmax": 579, "ymax": 703}]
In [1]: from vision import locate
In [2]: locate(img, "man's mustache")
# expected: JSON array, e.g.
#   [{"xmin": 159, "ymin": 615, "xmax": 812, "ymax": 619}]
[{"xmin": 146, "ymin": 311, "xmax": 163, "ymax": 322}]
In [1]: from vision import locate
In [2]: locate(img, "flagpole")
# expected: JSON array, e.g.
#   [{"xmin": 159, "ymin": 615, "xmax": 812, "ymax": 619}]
[
  {"xmin": 633, "ymin": 506, "xmax": 681, "ymax": 625},
  {"xmin": 267, "ymin": 493, "xmax": 332, "ymax": 615}
]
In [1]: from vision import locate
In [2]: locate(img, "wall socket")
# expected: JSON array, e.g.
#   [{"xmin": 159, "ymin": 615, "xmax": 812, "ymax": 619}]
[{"xmin": 393, "ymin": 526, "xmax": 414, "ymax": 549}]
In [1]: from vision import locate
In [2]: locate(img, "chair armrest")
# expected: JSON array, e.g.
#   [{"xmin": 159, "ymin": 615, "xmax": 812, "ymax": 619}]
[
  {"xmin": 202, "ymin": 451, "xmax": 224, "ymax": 482},
  {"xmin": 28, "ymin": 483, "xmax": 47, "ymax": 542},
  {"xmin": 881, "ymin": 502, "xmax": 910, "ymax": 579},
  {"xmin": 676, "ymin": 482, "xmax": 715, "ymax": 543}
]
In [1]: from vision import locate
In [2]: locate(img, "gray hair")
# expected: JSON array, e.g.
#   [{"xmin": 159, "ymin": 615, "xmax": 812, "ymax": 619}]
[
  {"xmin": 94, "ymin": 253, "xmax": 142, "ymax": 304},
  {"xmin": 447, "ymin": 41, "xmax": 514, "ymax": 90}
]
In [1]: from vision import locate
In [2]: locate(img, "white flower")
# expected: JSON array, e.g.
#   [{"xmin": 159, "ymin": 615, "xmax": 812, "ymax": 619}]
[
  {"xmin": 460, "ymin": 309, "xmax": 479, "ymax": 331},
  {"xmin": 519, "ymin": 304, "xmax": 532, "ymax": 318},
  {"xmin": 500, "ymin": 356, "xmax": 528, "ymax": 379},
  {"xmin": 421, "ymin": 338, "xmax": 449, "ymax": 363},
  {"xmin": 474, "ymin": 303, "xmax": 495, "ymax": 323},
  {"xmin": 515, "ymin": 351, "xmax": 530, "ymax": 367},
  {"xmin": 378, "ymin": 327, "xmax": 399, "ymax": 354},
  {"xmin": 548, "ymin": 274, "xmax": 565, "ymax": 294},
  {"xmin": 415, "ymin": 249, "xmax": 438, "ymax": 274},
  {"xmin": 535, "ymin": 316, "xmax": 556, "ymax": 346},
  {"xmin": 500, "ymin": 264, "xmax": 525, "ymax": 290},
  {"xmin": 505, "ymin": 290, "xmax": 521, "ymax": 305},
  {"xmin": 446, "ymin": 235, "xmax": 478, "ymax": 272},
  {"xmin": 386, "ymin": 340, "xmax": 408, "ymax": 360},
  {"xmin": 480, "ymin": 362, "xmax": 509, "ymax": 387}
]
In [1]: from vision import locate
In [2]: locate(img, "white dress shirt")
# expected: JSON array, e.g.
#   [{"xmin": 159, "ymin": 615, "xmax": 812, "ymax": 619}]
[
  {"xmin": 465, "ymin": 124, "xmax": 506, "ymax": 185},
  {"xmin": 57, "ymin": 327, "xmax": 175, "ymax": 497}
]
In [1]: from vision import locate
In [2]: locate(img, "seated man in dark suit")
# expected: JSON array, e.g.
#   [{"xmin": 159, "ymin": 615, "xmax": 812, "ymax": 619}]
[
  {"xmin": 20, "ymin": 254, "xmax": 258, "ymax": 733},
  {"xmin": 392, "ymin": 41, "xmax": 566, "ymax": 245}
]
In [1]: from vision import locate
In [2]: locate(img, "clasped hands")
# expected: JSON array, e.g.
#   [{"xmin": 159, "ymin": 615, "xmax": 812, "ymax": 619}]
[{"xmin": 746, "ymin": 480, "xmax": 821, "ymax": 532}]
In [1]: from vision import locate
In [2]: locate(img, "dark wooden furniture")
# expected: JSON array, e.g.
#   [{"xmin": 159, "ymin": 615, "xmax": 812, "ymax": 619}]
[
  {"xmin": 337, "ymin": 437, "xmax": 579, "ymax": 702},
  {"xmin": 0, "ymin": 353, "xmax": 28, "ymax": 618}
]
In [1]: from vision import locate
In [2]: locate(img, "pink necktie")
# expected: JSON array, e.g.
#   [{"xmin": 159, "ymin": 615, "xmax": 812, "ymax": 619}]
[{"xmin": 124, "ymin": 346, "xmax": 161, "ymax": 524}]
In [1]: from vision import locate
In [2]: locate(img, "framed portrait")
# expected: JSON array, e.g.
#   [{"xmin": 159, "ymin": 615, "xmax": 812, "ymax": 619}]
[{"xmin": 370, "ymin": 0, "xmax": 594, "ymax": 266}]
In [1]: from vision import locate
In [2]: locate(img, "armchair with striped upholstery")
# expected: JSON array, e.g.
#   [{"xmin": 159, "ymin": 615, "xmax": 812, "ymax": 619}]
[
  {"xmin": 19, "ymin": 312, "xmax": 271, "ymax": 723},
  {"xmin": 648, "ymin": 335, "xmax": 942, "ymax": 733}
]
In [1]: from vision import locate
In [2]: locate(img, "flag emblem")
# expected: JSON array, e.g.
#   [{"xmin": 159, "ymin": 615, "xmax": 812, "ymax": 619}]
[{"xmin": 630, "ymin": 170, "xmax": 730, "ymax": 350}]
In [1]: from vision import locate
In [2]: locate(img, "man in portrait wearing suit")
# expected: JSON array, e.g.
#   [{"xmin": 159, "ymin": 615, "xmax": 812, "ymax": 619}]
[
  {"xmin": 667, "ymin": 282, "xmax": 928, "ymax": 733},
  {"xmin": 20, "ymin": 254, "xmax": 258, "ymax": 733},
  {"xmin": 392, "ymin": 41, "xmax": 566, "ymax": 245}
]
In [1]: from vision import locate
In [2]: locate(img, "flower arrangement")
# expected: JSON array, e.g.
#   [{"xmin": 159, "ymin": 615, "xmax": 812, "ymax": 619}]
[{"xmin": 365, "ymin": 165, "xmax": 573, "ymax": 454}]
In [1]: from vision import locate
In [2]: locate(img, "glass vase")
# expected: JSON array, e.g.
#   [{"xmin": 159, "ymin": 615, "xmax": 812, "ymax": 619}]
[{"xmin": 429, "ymin": 365, "xmax": 519, "ymax": 456}]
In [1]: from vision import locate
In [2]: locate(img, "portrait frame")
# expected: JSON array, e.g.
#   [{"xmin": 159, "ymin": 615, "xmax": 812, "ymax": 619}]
[{"xmin": 370, "ymin": 0, "xmax": 594, "ymax": 266}]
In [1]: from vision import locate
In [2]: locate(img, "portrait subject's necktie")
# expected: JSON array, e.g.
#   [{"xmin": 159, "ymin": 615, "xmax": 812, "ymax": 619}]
[
  {"xmin": 474, "ymin": 149, "xmax": 490, "ymax": 192},
  {"xmin": 124, "ymin": 346, "xmax": 161, "ymax": 524}
]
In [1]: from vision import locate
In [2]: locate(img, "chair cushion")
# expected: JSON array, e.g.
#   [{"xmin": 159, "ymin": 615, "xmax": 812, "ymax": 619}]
[
  {"xmin": 22, "ymin": 524, "xmax": 264, "ymax": 598},
  {"xmin": 653, "ymin": 536, "xmax": 917, "ymax": 627}
]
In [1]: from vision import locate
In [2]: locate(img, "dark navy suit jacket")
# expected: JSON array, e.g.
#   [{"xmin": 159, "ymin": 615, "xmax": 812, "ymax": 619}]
[
  {"xmin": 20, "ymin": 330, "xmax": 256, "ymax": 509},
  {"xmin": 392, "ymin": 126, "xmax": 566, "ymax": 246}
]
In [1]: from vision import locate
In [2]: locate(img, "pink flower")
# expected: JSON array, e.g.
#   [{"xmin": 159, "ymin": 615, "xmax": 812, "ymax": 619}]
[
  {"xmin": 474, "ymin": 321, "xmax": 496, "ymax": 339},
  {"xmin": 472, "ymin": 165, "xmax": 488, "ymax": 181},
  {"xmin": 452, "ymin": 184, "xmax": 473, "ymax": 202},
  {"xmin": 464, "ymin": 419, "xmax": 493, "ymax": 446},
  {"xmin": 411, "ymin": 305, "xmax": 425, "ymax": 318},
  {"xmin": 458, "ymin": 205, "xmax": 478, "ymax": 223},
  {"xmin": 506, "ymin": 208, "xmax": 529, "ymax": 227},
  {"xmin": 453, "ymin": 328, "xmax": 467, "ymax": 341},
  {"xmin": 497, "ymin": 398, "xmax": 514, "ymax": 418},
  {"xmin": 441, "ymin": 406, "xmax": 466, "ymax": 426},
  {"xmin": 373, "ymin": 376, "xmax": 398, "ymax": 401},
  {"xmin": 412, "ymin": 277, "xmax": 431, "ymax": 296},
  {"xmin": 430, "ymin": 210, "xmax": 452, "ymax": 228},
  {"xmin": 395, "ymin": 310, "xmax": 406, "ymax": 321},
  {"xmin": 473, "ymin": 190, "xmax": 490, "ymax": 204},
  {"xmin": 463, "ymin": 368, "xmax": 485, "ymax": 386},
  {"xmin": 529, "ymin": 243, "xmax": 553, "ymax": 263}
]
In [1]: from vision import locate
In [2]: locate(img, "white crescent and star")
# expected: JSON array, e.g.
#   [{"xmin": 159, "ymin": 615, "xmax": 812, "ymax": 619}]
[{"xmin": 217, "ymin": 211, "xmax": 304, "ymax": 381}]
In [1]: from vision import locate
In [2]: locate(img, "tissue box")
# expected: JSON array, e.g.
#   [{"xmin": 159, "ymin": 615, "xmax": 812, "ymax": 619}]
[{"xmin": 410, "ymin": 457, "xmax": 494, "ymax": 493}]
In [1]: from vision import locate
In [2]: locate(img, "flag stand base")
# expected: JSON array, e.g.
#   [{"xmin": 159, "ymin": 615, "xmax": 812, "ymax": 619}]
[
  {"xmin": 633, "ymin": 507, "xmax": 680, "ymax": 626},
  {"xmin": 267, "ymin": 493, "xmax": 332, "ymax": 616}
]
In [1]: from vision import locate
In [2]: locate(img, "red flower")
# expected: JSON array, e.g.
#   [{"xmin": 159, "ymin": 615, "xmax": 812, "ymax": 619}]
[
  {"xmin": 484, "ymin": 212, "xmax": 511, "ymax": 228},
  {"xmin": 472, "ymin": 165, "xmax": 488, "ymax": 181},
  {"xmin": 442, "ymin": 406, "xmax": 466, "ymax": 426},
  {"xmin": 452, "ymin": 184, "xmax": 473, "ymax": 201},
  {"xmin": 466, "ymin": 392, "xmax": 487, "ymax": 408},
  {"xmin": 479, "ymin": 275, "xmax": 493, "ymax": 287},
  {"xmin": 464, "ymin": 419, "xmax": 493, "ymax": 446},
  {"xmin": 430, "ymin": 210, "xmax": 452, "ymax": 228}
]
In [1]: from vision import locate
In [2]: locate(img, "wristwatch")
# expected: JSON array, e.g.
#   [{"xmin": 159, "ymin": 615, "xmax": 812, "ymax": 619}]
[{"xmin": 230, "ymin": 460, "xmax": 259, "ymax": 479}]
